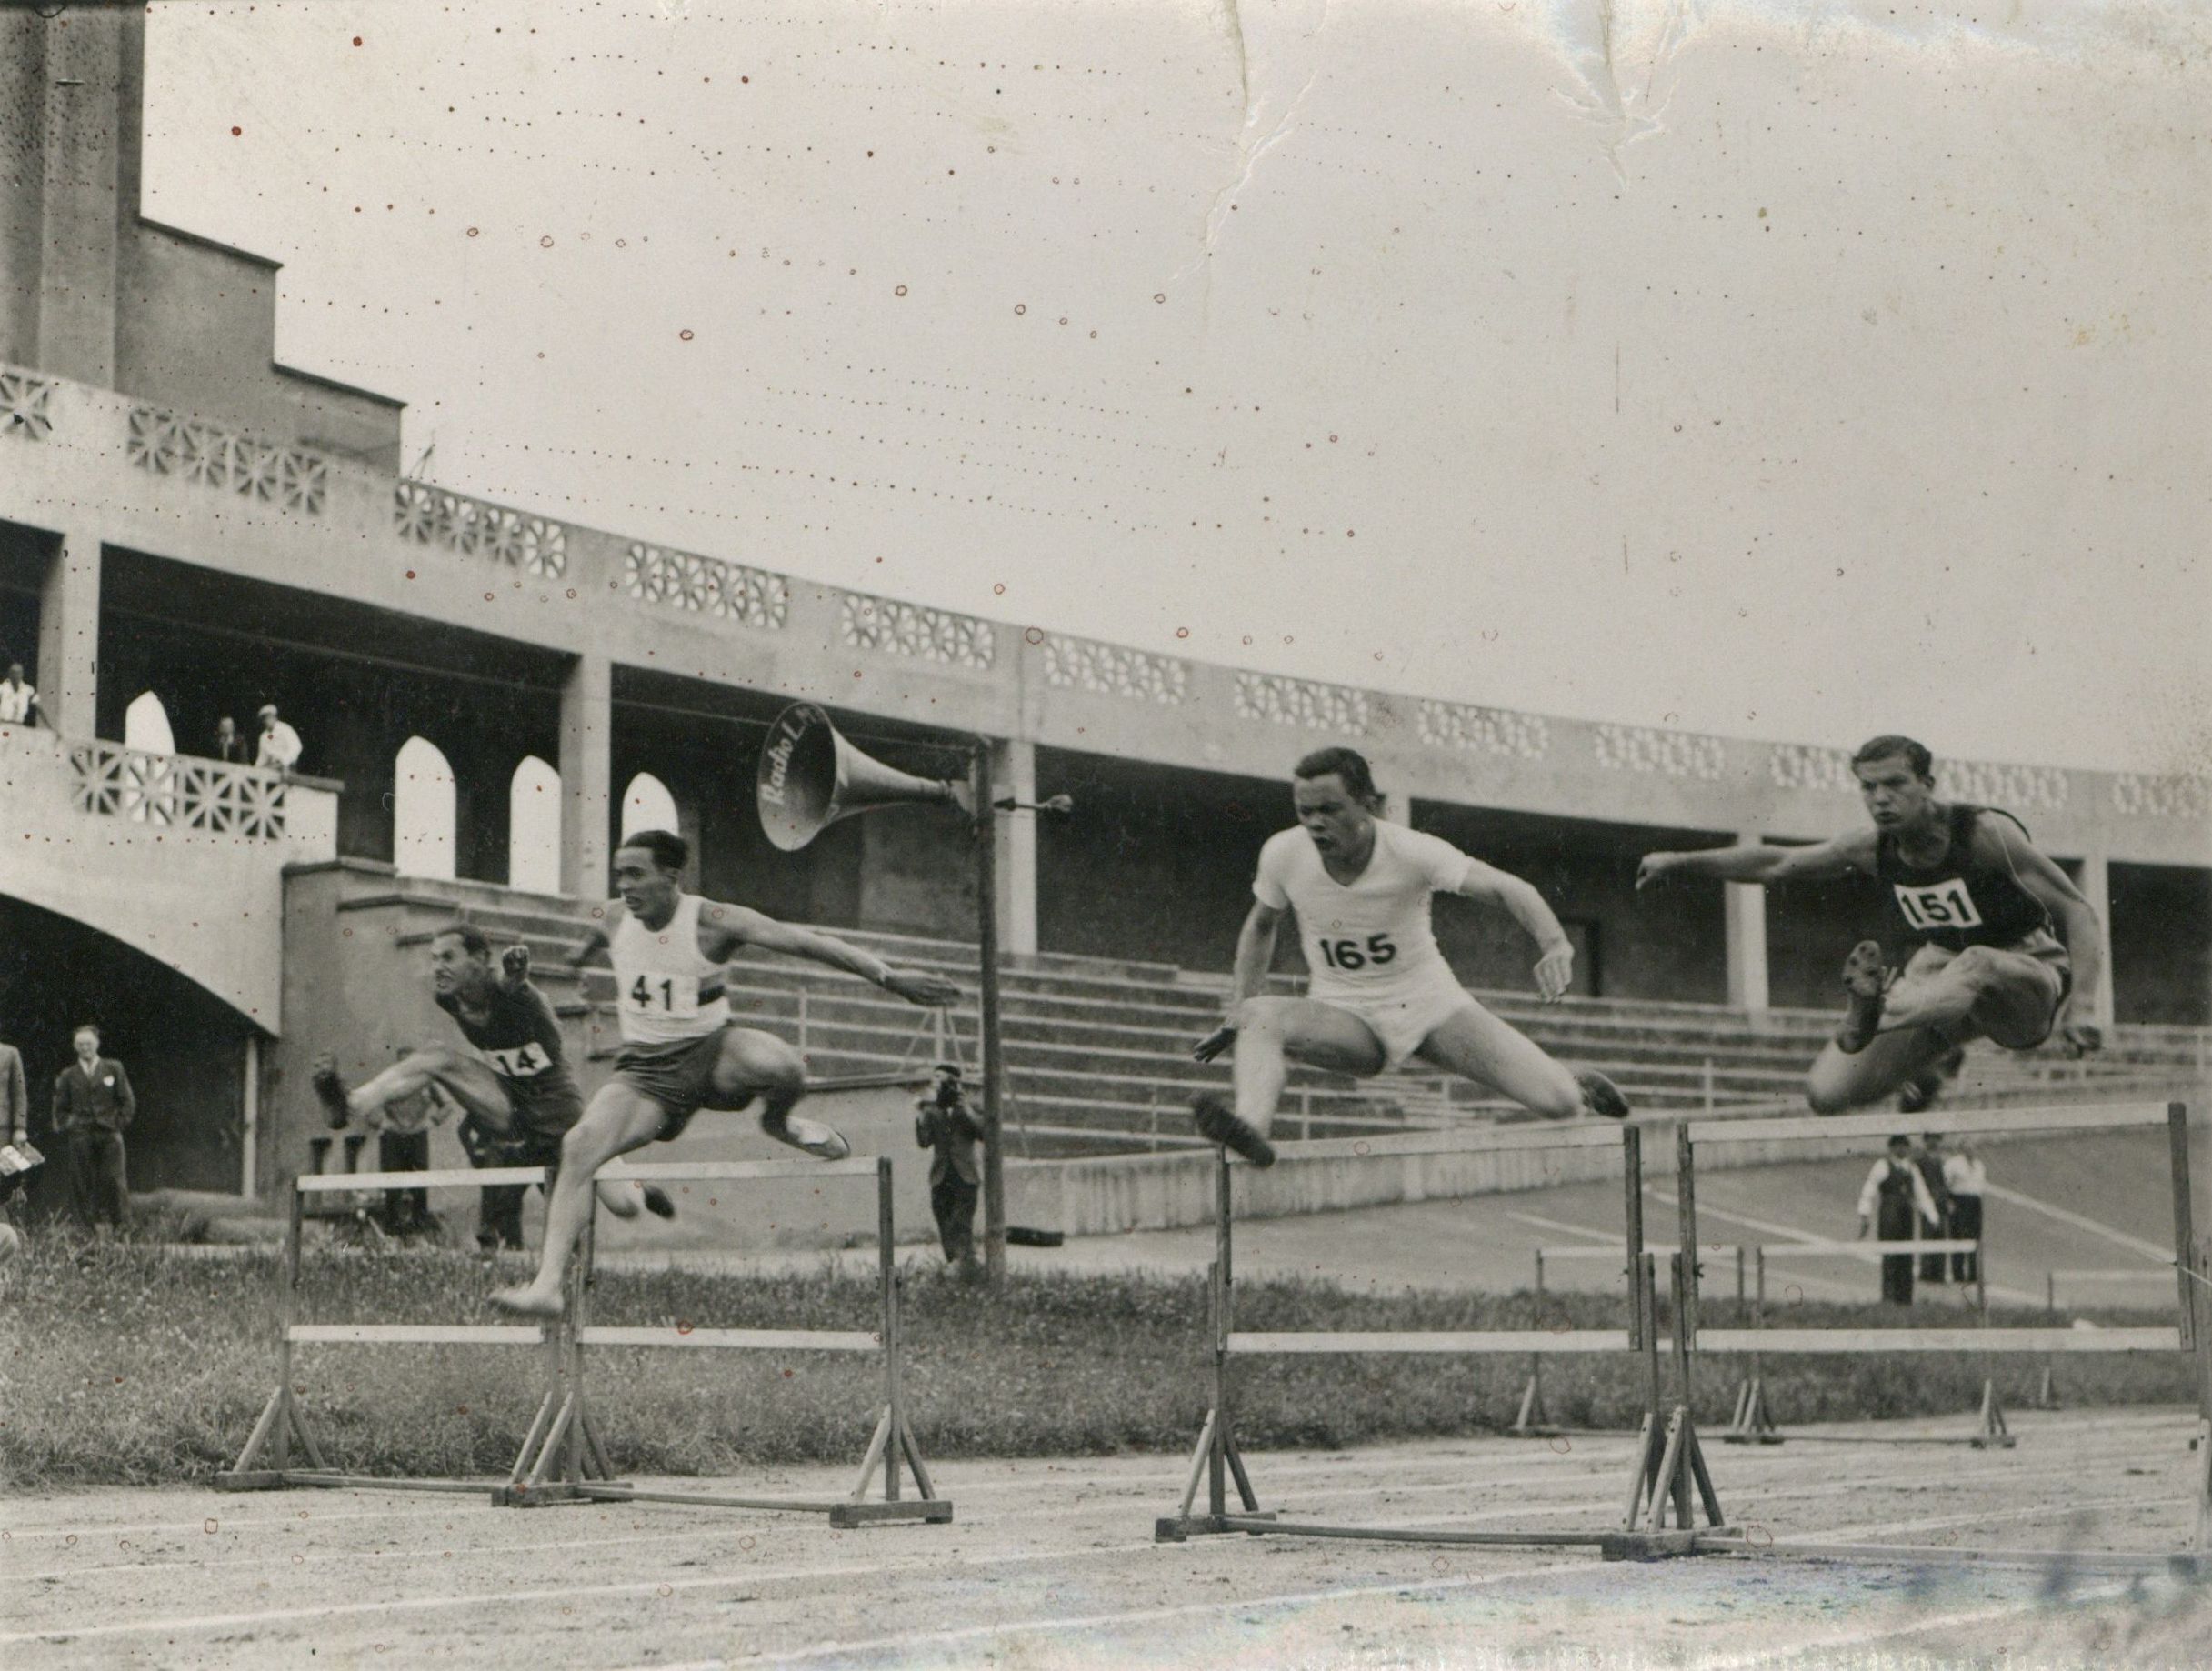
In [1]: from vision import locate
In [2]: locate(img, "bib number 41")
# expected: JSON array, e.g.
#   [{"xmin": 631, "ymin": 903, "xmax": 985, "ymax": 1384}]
[{"xmin": 1317, "ymin": 934, "xmax": 1397, "ymax": 971}]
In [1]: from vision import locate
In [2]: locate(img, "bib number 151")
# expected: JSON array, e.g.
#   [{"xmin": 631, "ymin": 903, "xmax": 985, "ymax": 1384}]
[{"xmin": 1317, "ymin": 934, "xmax": 1396, "ymax": 971}]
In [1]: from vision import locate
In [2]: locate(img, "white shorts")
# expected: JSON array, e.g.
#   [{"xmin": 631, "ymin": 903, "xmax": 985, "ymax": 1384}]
[{"xmin": 1308, "ymin": 972, "xmax": 1478, "ymax": 1071}]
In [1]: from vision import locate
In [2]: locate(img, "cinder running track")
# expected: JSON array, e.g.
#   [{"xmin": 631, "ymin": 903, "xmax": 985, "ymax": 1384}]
[{"xmin": 5, "ymin": 1407, "xmax": 2203, "ymax": 1669}]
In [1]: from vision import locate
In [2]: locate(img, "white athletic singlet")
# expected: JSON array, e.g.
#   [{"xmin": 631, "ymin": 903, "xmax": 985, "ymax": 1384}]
[
  {"xmin": 1253, "ymin": 822, "xmax": 1473, "ymax": 1008},
  {"xmin": 607, "ymin": 892, "xmax": 735, "ymax": 1046}
]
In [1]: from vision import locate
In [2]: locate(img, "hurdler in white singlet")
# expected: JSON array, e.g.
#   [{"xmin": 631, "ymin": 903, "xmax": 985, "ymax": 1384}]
[
  {"xmin": 1253, "ymin": 822, "xmax": 1475, "ymax": 1009},
  {"xmin": 607, "ymin": 892, "xmax": 735, "ymax": 1046}
]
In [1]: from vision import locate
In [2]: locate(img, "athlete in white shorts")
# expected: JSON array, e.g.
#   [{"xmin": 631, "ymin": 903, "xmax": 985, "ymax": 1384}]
[{"xmin": 1192, "ymin": 748, "xmax": 1628, "ymax": 1166}]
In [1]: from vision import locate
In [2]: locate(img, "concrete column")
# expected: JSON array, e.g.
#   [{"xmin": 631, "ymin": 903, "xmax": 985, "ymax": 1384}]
[
  {"xmin": 1724, "ymin": 836, "xmax": 1770, "ymax": 1014},
  {"xmin": 558, "ymin": 653, "xmax": 613, "ymax": 899},
  {"xmin": 36, "ymin": 530, "xmax": 101, "ymax": 735},
  {"xmin": 2074, "ymin": 850, "xmax": 2117, "ymax": 1030},
  {"xmin": 990, "ymin": 736, "xmax": 1038, "ymax": 957},
  {"xmin": 35, "ymin": 11, "xmax": 125, "ymax": 385}
]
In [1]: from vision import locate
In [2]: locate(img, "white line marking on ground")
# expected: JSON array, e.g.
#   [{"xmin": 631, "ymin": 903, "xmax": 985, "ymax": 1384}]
[
  {"xmin": 1697, "ymin": 1583, "xmax": 2132, "ymax": 1670},
  {"xmin": 0, "ymin": 1539, "xmax": 1166, "ymax": 1646},
  {"xmin": 686, "ymin": 1563, "xmax": 1576, "ymax": 1668},
  {"xmin": 1979, "ymin": 1182, "xmax": 2175, "ymax": 1264}
]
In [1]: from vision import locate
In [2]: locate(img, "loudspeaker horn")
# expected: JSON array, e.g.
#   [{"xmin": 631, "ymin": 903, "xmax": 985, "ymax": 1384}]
[{"xmin": 756, "ymin": 702, "xmax": 970, "ymax": 851}]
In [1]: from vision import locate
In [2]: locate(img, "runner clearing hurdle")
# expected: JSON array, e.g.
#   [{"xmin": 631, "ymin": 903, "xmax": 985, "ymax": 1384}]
[{"xmin": 1190, "ymin": 748, "xmax": 1627, "ymax": 1166}]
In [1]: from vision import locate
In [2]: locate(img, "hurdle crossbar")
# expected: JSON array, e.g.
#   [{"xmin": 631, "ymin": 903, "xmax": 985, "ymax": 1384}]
[
  {"xmin": 1675, "ymin": 1101, "xmax": 2212, "ymax": 1564},
  {"xmin": 1159, "ymin": 1126, "xmax": 1731, "ymax": 1552},
  {"xmin": 500, "ymin": 1155, "xmax": 950, "ymax": 1528},
  {"xmin": 217, "ymin": 1168, "xmax": 562, "ymax": 1498}
]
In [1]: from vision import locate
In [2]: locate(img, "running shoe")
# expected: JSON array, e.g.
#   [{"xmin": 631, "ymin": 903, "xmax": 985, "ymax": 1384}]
[
  {"xmin": 1576, "ymin": 1070, "xmax": 1630, "ymax": 1121},
  {"xmin": 1191, "ymin": 1091, "xmax": 1277, "ymax": 1168}
]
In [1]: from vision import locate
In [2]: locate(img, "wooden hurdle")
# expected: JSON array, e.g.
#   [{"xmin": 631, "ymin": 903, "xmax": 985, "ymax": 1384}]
[
  {"xmin": 1153, "ymin": 1124, "xmax": 1730, "ymax": 1556},
  {"xmin": 495, "ymin": 1155, "xmax": 951, "ymax": 1528},
  {"xmin": 1672, "ymin": 1100, "xmax": 2212, "ymax": 1573},
  {"xmin": 1512, "ymin": 1242, "xmax": 1686, "ymax": 1440},
  {"xmin": 215, "ymin": 1165, "xmax": 562, "ymax": 1496}
]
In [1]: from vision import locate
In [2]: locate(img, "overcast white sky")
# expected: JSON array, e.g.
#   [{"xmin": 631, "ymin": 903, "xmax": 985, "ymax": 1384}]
[{"xmin": 141, "ymin": 0, "xmax": 2210, "ymax": 774}]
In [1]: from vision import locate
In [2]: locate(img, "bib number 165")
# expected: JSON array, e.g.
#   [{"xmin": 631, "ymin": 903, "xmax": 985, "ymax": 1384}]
[{"xmin": 1317, "ymin": 934, "xmax": 1396, "ymax": 971}]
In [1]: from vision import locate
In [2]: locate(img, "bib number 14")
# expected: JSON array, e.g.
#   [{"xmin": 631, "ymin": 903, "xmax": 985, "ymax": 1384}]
[{"xmin": 1317, "ymin": 934, "xmax": 1396, "ymax": 971}]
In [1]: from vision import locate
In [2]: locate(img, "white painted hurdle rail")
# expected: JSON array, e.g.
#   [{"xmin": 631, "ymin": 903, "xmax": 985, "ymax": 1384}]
[
  {"xmin": 1155, "ymin": 1125, "xmax": 1736, "ymax": 1556},
  {"xmin": 496, "ymin": 1155, "xmax": 951, "ymax": 1528},
  {"xmin": 1672, "ymin": 1101, "xmax": 2212, "ymax": 1572},
  {"xmin": 217, "ymin": 1166, "xmax": 561, "ymax": 1497}
]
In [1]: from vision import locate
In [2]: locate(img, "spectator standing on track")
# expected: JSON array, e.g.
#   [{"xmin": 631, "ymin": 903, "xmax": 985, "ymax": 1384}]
[
  {"xmin": 366, "ymin": 1044, "xmax": 449, "ymax": 1238},
  {"xmin": 1857, "ymin": 1134, "xmax": 1939, "ymax": 1306},
  {"xmin": 0, "ymin": 661, "xmax": 41, "ymax": 726},
  {"xmin": 1943, "ymin": 1139, "xmax": 1988, "ymax": 1286},
  {"xmin": 254, "ymin": 703, "xmax": 303, "ymax": 774},
  {"xmin": 54, "ymin": 1025, "xmax": 135, "ymax": 1233},
  {"xmin": 0, "ymin": 1032, "xmax": 35, "ymax": 1240},
  {"xmin": 915, "ymin": 1064, "xmax": 986, "ymax": 1276},
  {"xmin": 1912, "ymin": 1133, "xmax": 1954, "ymax": 1287}
]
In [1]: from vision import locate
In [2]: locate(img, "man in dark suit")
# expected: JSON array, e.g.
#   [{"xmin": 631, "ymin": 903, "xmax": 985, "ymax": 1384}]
[
  {"xmin": 54, "ymin": 1025, "xmax": 135, "ymax": 1231},
  {"xmin": 0, "ymin": 1035, "xmax": 33, "ymax": 1235},
  {"xmin": 1913, "ymin": 1133, "xmax": 1955, "ymax": 1286},
  {"xmin": 915, "ymin": 1064, "xmax": 986, "ymax": 1273}
]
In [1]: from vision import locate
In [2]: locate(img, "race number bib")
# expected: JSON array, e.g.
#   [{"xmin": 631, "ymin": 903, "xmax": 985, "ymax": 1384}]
[
  {"xmin": 485, "ymin": 1042, "xmax": 553, "ymax": 1079},
  {"xmin": 1893, "ymin": 878, "xmax": 1983, "ymax": 932},
  {"xmin": 627, "ymin": 973, "xmax": 705, "ymax": 1016},
  {"xmin": 1314, "ymin": 933, "xmax": 1399, "ymax": 974}
]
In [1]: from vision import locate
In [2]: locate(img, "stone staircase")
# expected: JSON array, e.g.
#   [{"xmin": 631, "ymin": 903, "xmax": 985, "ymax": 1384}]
[{"xmin": 364, "ymin": 877, "xmax": 2207, "ymax": 1157}]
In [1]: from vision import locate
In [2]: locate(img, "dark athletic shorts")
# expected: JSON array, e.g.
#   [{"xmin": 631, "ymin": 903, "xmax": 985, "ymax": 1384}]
[
  {"xmin": 457, "ymin": 1112, "xmax": 564, "ymax": 1185},
  {"xmin": 615, "ymin": 1027, "xmax": 755, "ymax": 1142},
  {"xmin": 501, "ymin": 1077, "xmax": 585, "ymax": 1142}
]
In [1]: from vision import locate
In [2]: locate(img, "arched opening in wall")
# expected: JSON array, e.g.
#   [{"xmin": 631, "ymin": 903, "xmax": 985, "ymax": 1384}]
[
  {"xmin": 509, "ymin": 755, "xmax": 562, "ymax": 895},
  {"xmin": 123, "ymin": 690, "xmax": 176, "ymax": 756},
  {"xmin": 0, "ymin": 894, "xmax": 257, "ymax": 1198},
  {"xmin": 619, "ymin": 772, "xmax": 680, "ymax": 843},
  {"xmin": 394, "ymin": 735, "xmax": 457, "ymax": 880}
]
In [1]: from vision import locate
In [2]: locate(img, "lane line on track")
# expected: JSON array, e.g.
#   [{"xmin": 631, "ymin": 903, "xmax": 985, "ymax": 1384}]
[{"xmin": 654, "ymin": 1563, "xmax": 1580, "ymax": 1669}]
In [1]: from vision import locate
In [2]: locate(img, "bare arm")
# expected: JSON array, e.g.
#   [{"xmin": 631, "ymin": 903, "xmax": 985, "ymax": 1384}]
[
  {"xmin": 566, "ymin": 925, "xmax": 610, "ymax": 972},
  {"xmin": 710, "ymin": 905, "xmax": 959, "ymax": 1006},
  {"xmin": 1637, "ymin": 830, "xmax": 1872, "ymax": 891},
  {"xmin": 1194, "ymin": 900, "xmax": 1282, "ymax": 1062},
  {"xmin": 1983, "ymin": 821, "xmax": 2105, "ymax": 1052},
  {"xmin": 1456, "ymin": 861, "xmax": 1575, "ymax": 1001}
]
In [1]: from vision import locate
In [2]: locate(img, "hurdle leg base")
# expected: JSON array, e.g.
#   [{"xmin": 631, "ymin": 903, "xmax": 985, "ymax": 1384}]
[
  {"xmin": 1602, "ymin": 1525, "xmax": 1739, "ymax": 1562},
  {"xmin": 827, "ymin": 1498, "xmax": 955, "ymax": 1528},
  {"xmin": 212, "ymin": 1470, "xmax": 288, "ymax": 1493},
  {"xmin": 1155, "ymin": 1510, "xmax": 1278, "ymax": 1542},
  {"xmin": 491, "ymin": 1482, "xmax": 600, "ymax": 1508}
]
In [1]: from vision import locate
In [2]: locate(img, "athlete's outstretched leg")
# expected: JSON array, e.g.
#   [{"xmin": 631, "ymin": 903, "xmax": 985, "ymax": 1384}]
[
  {"xmin": 492, "ymin": 1083, "xmax": 666, "ymax": 1316},
  {"xmin": 1413, "ymin": 1004, "xmax": 1627, "ymax": 1121},
  {"xmin": 704, "ymin": 1027, "xmax": 847, "ymax": 1159},
  {"xmin": 1194, "ymin": 997, "xmax": 1385, "ymax": 1167},
  {"xmin": 1806, "ymin": 1030, "xmax": 1955, "ymax": 1115},
  {"xmin": 315, "ymin": 1047, "xmax": 515, "ymax": 1130}
]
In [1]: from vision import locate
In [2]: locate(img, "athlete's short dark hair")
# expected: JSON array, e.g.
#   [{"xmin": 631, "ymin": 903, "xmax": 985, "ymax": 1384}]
[
  {"xmin": 433, "ymin": 923, "xmax": 491, "ymax": 959},
  {"xmin": 1851, "ymin": 735, "xmax": 1934, "ymax": 780},
  {"xmin": 617, "ymin": 828, "xmax": 689, "ymax": 873},
  {"xmin": 1294, "ymin": 746, "xmax": 1384, "ymax": 811}
]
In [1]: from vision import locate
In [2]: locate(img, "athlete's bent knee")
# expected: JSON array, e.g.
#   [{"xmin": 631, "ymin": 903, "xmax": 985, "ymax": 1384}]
[
  {"xmin": 1804, "ymin": 1075, "xmax": 1855, "ymax": 1116},
  {"xmin": 1230, "ymin": 996, "xmax": 1293, "ymax": 1036}
]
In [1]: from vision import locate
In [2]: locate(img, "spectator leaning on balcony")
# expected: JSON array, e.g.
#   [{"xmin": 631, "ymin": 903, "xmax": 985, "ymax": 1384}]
[
  {"xmin": 213, "ymin": 715, "xmax": 252, "ymax": 765},
  {"xmin": 0, "ymin": 662, "xmax": 42, "ymax": 726},
  {"xmin": 54, "ymin": 1025, "xmax": 135, "ymax": 1233},
  {"xmin": 255, "ymin": 704, "xmax": 303, "ymax": 774}
]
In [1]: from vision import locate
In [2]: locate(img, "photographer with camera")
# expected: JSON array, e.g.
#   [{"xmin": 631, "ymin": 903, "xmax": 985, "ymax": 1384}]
[{"xmin": 914, "ymin": 1063, "xmax": 986, "ymax": 1276}]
